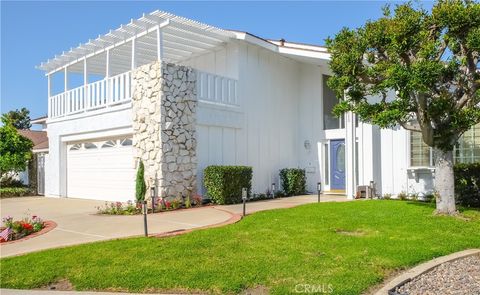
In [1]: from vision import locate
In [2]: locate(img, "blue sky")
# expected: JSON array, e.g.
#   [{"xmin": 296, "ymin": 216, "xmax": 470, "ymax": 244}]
[{"xmin": 1, "ymin": 1, "xmax": 432, "ymax": 121}]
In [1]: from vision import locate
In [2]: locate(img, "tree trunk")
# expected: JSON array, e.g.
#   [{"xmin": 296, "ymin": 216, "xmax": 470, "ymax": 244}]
[{"xmin": 433, "ymin": 147, "xmax": 457, "ymax": 214}]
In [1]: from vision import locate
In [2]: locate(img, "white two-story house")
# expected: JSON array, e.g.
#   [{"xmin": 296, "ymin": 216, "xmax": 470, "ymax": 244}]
[{"xmin": 38, "ymin": 10, "xmax": 480, "ymax": 202}]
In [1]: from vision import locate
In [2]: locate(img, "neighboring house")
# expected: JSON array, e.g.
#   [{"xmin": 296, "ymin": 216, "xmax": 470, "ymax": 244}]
[
  {"xmin": 16, "ymin": 122, "xmax": 48, "ymax": 195},
  {"xmin": 37, "ymin": 10, "xmax": 480, "ymax": 202}
]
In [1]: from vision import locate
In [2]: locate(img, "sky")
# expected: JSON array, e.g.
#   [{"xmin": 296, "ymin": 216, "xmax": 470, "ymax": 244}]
[{"xmin": 1, "ymin": 1, "xmax": 433, "ymax": 122}]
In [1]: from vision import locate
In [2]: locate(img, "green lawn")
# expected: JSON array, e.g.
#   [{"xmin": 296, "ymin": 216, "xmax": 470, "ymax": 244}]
[{"xmin": 1, "ymin": 201, "xmax": 479, "ymax": 294}]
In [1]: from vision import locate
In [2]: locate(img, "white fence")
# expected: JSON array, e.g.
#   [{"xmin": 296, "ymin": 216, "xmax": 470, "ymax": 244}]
[{"xmin": 49, "ymin": 71, "xmax": 132, "ymax": 118}]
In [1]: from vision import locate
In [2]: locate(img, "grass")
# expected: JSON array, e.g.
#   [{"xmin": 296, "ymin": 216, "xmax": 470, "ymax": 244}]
[{"xmin": 1, "ymin": 201, "xmax": 479, "ymax": 294}]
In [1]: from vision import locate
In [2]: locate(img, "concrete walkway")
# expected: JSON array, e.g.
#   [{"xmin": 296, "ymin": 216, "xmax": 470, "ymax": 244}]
[{"xmin": 0, "ymin": 194, "xmax": 348, "ymax": 258}]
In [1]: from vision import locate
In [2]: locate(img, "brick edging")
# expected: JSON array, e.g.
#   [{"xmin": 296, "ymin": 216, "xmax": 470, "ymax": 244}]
[
  {"xmin": 373, "ymin": 248, "xmax": 480, "ymax": 295},
  {"xmin": 152, "ymin": 208, "xmax": 242, "ymax": 238},
  {"xmin": 0, "ymin": 220, "xmax": 57, "ymax": 245}
]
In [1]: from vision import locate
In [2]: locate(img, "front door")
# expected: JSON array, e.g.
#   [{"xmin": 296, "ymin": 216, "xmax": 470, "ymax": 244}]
[{"xmin": 330, "ymin": 139, "xmax": 346, "ymax": 190}]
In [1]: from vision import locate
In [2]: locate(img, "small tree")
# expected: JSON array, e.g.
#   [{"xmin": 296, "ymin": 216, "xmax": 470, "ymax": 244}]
[
  {"xmin": 135, "ymin": 161, "xmax": 146, "ymax": 203},
  {"xmin": 1, "ymin": 108, "xmax": 31, "ymax": 129},
  {"xmin": 326, "ymin": 0, "xmax": 480, "ymax": 214},
  {"xmin": 0, "ymin": 119, "xmax": 33, "ymax": 179}
]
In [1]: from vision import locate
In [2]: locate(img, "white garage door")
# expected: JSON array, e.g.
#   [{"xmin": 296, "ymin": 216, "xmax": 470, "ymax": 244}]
[{"xmin": 67, "ymin": 137, "xmax": 135, "ymax": 202}]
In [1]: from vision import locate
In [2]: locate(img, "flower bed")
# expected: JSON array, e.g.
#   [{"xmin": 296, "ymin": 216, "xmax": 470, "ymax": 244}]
[
  {"xmin": 0, "ymin": 215, "xmax": 45, "ymax": 243},
  {"xmin": 96, "ymin": 194, "xmax": 204, "ymax": 215}
]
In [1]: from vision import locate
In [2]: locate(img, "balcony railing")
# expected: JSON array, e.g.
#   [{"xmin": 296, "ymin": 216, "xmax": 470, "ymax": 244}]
[
  {"xmin": 48, "ymin": 70, "xmax": 238, "ymax": 120},
  {"xmin": 49, "ymin": 71, "xmax": 132, "ymax": 119},
  {"xmin": 197, "ymin": 71, "xmax": 238, "ymax": 106}
]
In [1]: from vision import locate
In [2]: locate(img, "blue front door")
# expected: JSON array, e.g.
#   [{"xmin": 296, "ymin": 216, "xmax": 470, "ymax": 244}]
[{"xmin": 330, "ymin": 139, "xmax": 346, "ymax": 190}]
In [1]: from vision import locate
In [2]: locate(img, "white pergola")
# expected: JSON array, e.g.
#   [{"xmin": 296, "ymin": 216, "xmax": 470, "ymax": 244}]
[{"xmin": 38, "ymin": 10, "xmax": 235, "ymax": 95}]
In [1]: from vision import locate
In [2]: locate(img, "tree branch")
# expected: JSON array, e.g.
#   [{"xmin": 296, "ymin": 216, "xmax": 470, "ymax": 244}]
[{"xmin": 399, "ymin": 121, "xmax": 422, "ymax": 132}]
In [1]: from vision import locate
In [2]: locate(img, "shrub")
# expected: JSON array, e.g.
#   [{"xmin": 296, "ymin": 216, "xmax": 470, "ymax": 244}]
[
  {"xmin": 397, "ymin": 191, "xmax": 408, "ymax": 201},
  {"xmin": 454, "ymin": 163, "xmax": 480, "ymax": 208},
  {"xmin": 204, "ymin": 166, "xmax": 252, "ymax": 205},
  {"xmin": 383, "ymin": 193, "xmax": 392, "ymax": 200},
  {"xmin": 0, "ymin": 175, "xmax": 25, "ymax": 188},
  {"xmin": 279, "ymin": 168, "xmax": 306, "ymax": 196},
  {"xmin": 0, "ymin": 187, "xmax": 33, "ymax": 198},
  {"xmin": 135, "ymin": 161, "xmax": 146, "ymax": 203}
]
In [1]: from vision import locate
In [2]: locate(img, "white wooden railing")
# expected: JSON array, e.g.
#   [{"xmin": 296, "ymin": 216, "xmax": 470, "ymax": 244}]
[
  {"xmin": 48, "ymin": 70, "xmax": 238, "ymax": 119},
  {"xmin": 197, "ymin": 71, "xmax": 238, "ymax": 106},
  {"xmin": 49, "ymin": 71, "xmax": 132, "ymax": 119}
]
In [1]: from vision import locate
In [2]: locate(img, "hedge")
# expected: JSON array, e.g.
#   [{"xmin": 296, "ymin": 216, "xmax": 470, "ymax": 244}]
[
  {"xmin": 204, "ymin": 166, "xmax": 252, "ymax": 204},
  {"xmin": 0, "ymin": 187, "xmax": 33, "ymax": 198},
  {"xmin": 454, "ymin": 163, "xmax": 480, "ymax": 208},
  {"xmin": 280, "ymin": 168, "xmax": 306, "ymax": 196}
]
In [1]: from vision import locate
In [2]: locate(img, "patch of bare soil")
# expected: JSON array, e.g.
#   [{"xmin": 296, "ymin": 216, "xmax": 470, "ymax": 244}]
[
  {"xmin": 38, "ymin": 278, "xmax": 73, "ymax": 291},
  {"xmin": 335, "ymin": 228, "xmax": 367, "ymax": 236},
  {"xmin": 242, "ymin": 285, "xmax": 270, "ymax": 295}
]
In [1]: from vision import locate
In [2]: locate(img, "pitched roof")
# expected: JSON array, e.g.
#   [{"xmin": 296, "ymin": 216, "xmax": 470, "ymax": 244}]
[{"xmin": 17, "ymin": 130, "xmax": 49, "ymax": 152}]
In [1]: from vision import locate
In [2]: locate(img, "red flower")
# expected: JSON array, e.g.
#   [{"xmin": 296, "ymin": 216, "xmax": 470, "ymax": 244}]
[{"xmin": 21, "ymin": 222, "xmax": 33, "ymax": 231}]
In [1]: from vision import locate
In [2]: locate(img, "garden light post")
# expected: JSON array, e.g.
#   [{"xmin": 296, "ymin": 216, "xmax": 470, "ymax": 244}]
[
  {"xmin": 143, "ymin": 200, "xmax": 148, "ymax": 237},
  {"xmin": 369, "ymin": 181, "xmax": 375, "ymax": 199},
  {"xmin": 150, "ymin": 186, "xmax": 156, "ymax": 212},
  {"xmin": 271, "ymin": 183, "xmax": 276, "ymax": 198},
  {"xmin": 317, "ymin": 182, "xmax": 322, "ymax": 203},
  {"xmin": 242, "ymin": 188, "xmax": 247, "ymax": 217}
]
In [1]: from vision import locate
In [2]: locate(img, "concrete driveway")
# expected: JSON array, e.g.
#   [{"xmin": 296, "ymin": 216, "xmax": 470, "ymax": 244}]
[
  {"xmin": 0, "ymin": 194, "xmax": 348, "ymax": 258},
  {"xmin": 0, "ymin": 197, "xmax": 232, "ymax": 258}
]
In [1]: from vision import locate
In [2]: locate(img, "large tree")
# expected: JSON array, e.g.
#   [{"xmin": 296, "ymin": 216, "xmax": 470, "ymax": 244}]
[
  {"xmin": 0, "ymin": 118, "xmax": 33, "ymax": 179},
  {"xmin": 1, "ymin": 108, "xmax": 31, "ymax": 129},
  {"xmin": 326, "ymin": 0, "xmax": 480, "ymax": 214}
]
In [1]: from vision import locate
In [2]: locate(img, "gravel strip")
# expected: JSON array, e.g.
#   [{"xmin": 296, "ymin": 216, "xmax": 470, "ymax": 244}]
[{"xmin": 391, "ymin": 254, "xmax": 480, "ymax": 295}]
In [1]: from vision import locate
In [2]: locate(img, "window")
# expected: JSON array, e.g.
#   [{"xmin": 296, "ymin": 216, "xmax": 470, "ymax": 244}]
[
  {"xmin": 84, "ymin": 142, "xmax": 97, "ymax": 149},
  {"xmin": 410, "ymin": 132, "xmax": 432, "ymax": 166},
  {"xmin": 69, "ymin": 144, "xmax": 81, "ymax": 151},
  {"xmin": 120, "ymin": 138, "xmax": 132, "ymax": 146},
  {"xmin": 101, "ymin": 140, "xmax": 116, "ymax": 148},
  {"xmin": 410, "ymin": 123, "xmax": 480, "ymax": 166},
  {"xmin": 323, "ymin": 75, "xmax": 344, "ymax": 130},
  {"xmin": 454, "ymin": 124, "xmax": 480, "ymax": 163}
]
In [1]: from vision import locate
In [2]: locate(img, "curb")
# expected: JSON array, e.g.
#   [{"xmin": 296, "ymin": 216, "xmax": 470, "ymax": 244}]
[
  {"xmin": 0, "ymin": 221, "xmax": 57, "ymax": 245},
  {"xmin": 373, "ymin": 248, "xmax": 480, "ymax": 295},
  {"xmin": 152, "ymin": 208, "xmax": 242, "ymax": 238}
]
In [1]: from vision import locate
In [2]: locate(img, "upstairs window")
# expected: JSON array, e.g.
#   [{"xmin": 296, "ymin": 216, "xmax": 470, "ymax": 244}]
[{"xmin": 323, "ymin": 75, "xmax": 344, "ymax": 130}]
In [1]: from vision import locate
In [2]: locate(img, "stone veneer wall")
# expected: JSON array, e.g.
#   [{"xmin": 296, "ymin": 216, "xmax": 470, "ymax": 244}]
[{"xmin": 132, "ymin": 61, "xmax": 197, "ymax": 198}]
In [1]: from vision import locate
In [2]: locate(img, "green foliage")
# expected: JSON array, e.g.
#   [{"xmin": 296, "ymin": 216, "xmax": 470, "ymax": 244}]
[
  {"xmin": 0, "ymin": 175, "xmax": 26, "ymax": 188},
  {"xmin": 279, "ymin": 168, "xmax": 306, "ymax": 196},
  {"xmin": 454, "ymin": 163, "xmax": 480, "ymax": 208},
  {"xmin": 326, "ymin": 1, "xmax": 480, "ymax": 151},
  {"xmin": 1, "ymin": 108, "xmax": 31, "ymax": 130},
  {"xmin": 135, "ymin": 161, "xmax": 146, "ymax": 203},
  {"xmin": 1, "ymin": 202, "xmax": 479, "ymax": 294},
  {"xmin": 96, "ymin": 201, "xmax": 141, "ymax": 215},
  {"xmin": 397, "ymin": 191, "xmax": 408, "ymax": 201},
  {"xmin": 0, "ymin": 120, "xmax": 33, "ymax": 178},
  {"xmin": 0, "ymin": 187, "xmax": 33, "ymax": 198},
  {"xmin": 204, "ymin": 166, "xmax": 252, "ymax": 204}
]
